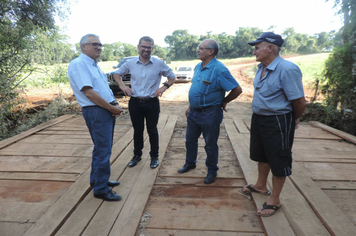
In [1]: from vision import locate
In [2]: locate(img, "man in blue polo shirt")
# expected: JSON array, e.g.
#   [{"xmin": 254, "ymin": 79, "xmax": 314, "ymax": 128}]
[
  {"xmin": 68, "ymin": 34, "xmax": 123, "ymax": 201},
  {"xmin": 242, "ymin": 32, "xmax": 307, "ymax": 216},
  {"xmin": 177, "ymin": 39, "xmax": 242, "ymax": 184}
]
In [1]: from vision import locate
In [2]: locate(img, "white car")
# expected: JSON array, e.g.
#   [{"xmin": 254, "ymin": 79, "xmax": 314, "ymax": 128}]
[{"xmin": 174, "ymin": 66, "xmax": 194, "ymax": 83}]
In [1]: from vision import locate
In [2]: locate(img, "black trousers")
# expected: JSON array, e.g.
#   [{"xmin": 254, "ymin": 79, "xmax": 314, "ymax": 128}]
[{"xmin": 129, "ymin": 97, "xmax": 160, "ymax": 158}]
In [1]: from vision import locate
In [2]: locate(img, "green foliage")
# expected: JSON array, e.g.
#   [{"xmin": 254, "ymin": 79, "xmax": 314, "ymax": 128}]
[
  {"xmin": 321, "ymin": 44, "xmax": 355, "ymax": 109},
  {"xmin": 0, "ymin": 0, "xmax": 70, "ymax": 137},
  {"xmin": 165, "ymin": 30, "xmax": 200, "ymax": 60},
  {"xmin": 234, "ymin": 27, "xmax": 263, "ymax": 57},
  {"xmin": 288, "ymin": 54, "xmax": 330, "ymax": 87},
  {"xmin": 308, "ymin": 44, "xmax": 356, "ymax": 135},
  {"xmin": 23, "ymin": 65, "xmax": 70, "ymax": 88}
]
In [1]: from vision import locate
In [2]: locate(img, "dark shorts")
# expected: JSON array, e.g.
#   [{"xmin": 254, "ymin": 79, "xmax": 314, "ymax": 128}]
[{"xmin": 250, "ymin": 112, "xmax": 295, "ymax": 177}]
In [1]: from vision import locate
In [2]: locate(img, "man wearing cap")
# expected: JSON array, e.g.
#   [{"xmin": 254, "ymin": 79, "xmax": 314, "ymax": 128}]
[{"xmin": 242, "ymin": 32, "xmax": 307, "ymax": 216}]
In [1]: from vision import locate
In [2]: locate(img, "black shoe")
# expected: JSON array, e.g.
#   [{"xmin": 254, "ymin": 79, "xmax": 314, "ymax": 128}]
[
  {"xmin": 150, "ymin": 159, "xmax": 159, "ymax": 169},
  {"xmin": 94, "ymin": 190, "xmax": 122, "ymax": 201},
  {"xmin": 107, "ymin": 180, "xmax": 120, "ymax": 187},
  {"xmin": 90, "ymin": 180, "xmax": 120, "ymax": 188},
  {"xmin": 204, "ymin": 173, "xmax": 217, "ymax": 184},
  {"xmin": 128, "ymin": 155, "xmax": 142, "ymax": 167},
  {"xmin": 178, "ymin": 164, "xmax": 196, "ymax": 173}
]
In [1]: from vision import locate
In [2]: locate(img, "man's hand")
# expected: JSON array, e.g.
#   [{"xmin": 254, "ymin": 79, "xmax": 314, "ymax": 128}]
[
  {"xmin": 120, "ymin": 86, "xmax": 133, "ymax": 96},
  {"xmin": 114, "ymin": 74, "xmax": 133, "ymax": 96},
  {"xmin": 222, "ymin": 102, "xmax": 228, "ymax": 112},
  {"xmin": 185, "ymin": 106, "xmax": 190, "ymax": 117},
  {"xmin": 110, "ymin": 104, "xmax": 123, "ymax": 117},
  {"xmin": 154, "ymin": 86, "xmax": 167, "ymax": 97},
  {"xmin": 295, "ymin": 118, "xmax": 300, "ymax": 129}
]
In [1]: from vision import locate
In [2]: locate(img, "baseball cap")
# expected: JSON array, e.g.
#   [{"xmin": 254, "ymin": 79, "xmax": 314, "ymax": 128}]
[{"xmin": 248, "ymin": 32, "xmax": 284, "ymax": 47}]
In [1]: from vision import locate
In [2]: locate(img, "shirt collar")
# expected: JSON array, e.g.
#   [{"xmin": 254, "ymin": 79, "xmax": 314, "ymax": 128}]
[
  {"xmin": 200, "ymin": 57, "xmax": 217, "ymax": 69},
  {"xmin": 267, "ymin": 55, "xmax": 282, "ymax": 71},
  {"xmin": 135, "ymin": 56, "xmax": 154, "ymax": 65},
  {"xmin": 257, "ymin": 55, "xmax": 282, "ymax": 71},
  {"xmin": 79, "ymin": 53, "xmax": 97, "ymax": 66}
]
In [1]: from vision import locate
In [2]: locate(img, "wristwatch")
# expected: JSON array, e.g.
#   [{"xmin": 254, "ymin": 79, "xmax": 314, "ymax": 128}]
[{"xmin": 164, "ymin": 83, "xmax": 170, "ymax": 89}]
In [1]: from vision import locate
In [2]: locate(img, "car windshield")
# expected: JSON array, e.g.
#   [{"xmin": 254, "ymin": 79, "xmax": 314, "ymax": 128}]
[{"xmin": 178, "ymin": 67, "xmax": 192, "ymax": 71}]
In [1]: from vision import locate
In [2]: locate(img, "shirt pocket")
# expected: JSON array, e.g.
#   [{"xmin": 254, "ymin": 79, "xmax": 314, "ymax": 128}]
[{"xmin": 256, "ymin": 79, "xmax": 280, "ymax": 97}]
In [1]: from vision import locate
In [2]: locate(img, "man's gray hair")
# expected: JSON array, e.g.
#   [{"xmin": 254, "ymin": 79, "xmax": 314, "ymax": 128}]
[
  {"xmin": 205, "ymin": 39, "xmax": 219, "ymax": 56},
  {"xmin": 80, "ymin": 34, "xmax": 100, "ymax": 52}
]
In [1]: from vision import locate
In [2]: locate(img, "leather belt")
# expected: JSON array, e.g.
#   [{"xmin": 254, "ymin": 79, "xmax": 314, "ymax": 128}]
[
  {"xmin": 192, "ymin": 106, "xmax": 213, "ymax": 112},
  {"xmin": 131, "ymin": 97, "xmax": 158, "ymax": 103}
]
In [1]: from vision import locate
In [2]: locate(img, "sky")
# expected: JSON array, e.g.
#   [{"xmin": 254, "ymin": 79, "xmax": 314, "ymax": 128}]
[{"xmin": 57, "ymin": 0, "xmax": 343, "ymax": 47}]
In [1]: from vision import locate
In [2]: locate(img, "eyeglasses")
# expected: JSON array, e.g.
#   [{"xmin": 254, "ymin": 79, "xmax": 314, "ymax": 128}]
[
  {"xmin": 197, "ymin": 47, "xmax": 212, "ymax": 51},
  {"xmin": 140, "ymin": 45, "xmax": 154, "ymax": 50},
  {"xmin": 86, "ymin": 43, "xmax": 104, "ymax": 48}
]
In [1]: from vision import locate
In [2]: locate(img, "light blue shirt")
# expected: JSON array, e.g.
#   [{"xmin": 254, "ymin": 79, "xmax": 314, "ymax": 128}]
[
  {"xmin": 188, "ymin": 57, "xmax": 239, "ymax": 109},
  {"xmin": 115, "ymin": 56, "xmax": 175, "ymax": 97},
  {"xmin": 252, "ymin": 55, "xmax": 304, "ymax": 116},
  {"xmin": 68, "ymin": 53, "xmax": 115, "ymax": 107}
]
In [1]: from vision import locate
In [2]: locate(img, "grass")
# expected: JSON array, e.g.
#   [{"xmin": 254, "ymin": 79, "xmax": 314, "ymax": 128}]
[
  {"xmin": 242, "ymin": 53, "xmax": 330, "ymax": 88},
  {"xmin": 287, "ymin": 53, "xmax": 330, "ymax": 87},
  {"xmin": 23, "ymin": 64, "xmax": 71, "ymax": 89}
]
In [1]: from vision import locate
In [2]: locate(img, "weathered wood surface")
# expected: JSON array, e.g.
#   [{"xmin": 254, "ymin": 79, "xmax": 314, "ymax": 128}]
[{"xmin": 1, "ymin": 104, "xmax": 356, "ymax": 235}]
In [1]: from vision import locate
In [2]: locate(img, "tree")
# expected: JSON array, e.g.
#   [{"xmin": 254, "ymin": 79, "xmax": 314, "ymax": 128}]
[
  {"xmin": 165, "ymin": 30, "xmax": 200, "ymax": 60},
  {"xmin": 0, "ymin": 0, "xmax": 70, "ymax": 138},
  {"xmin": 152, "ymin": 44, "xmax": 166, "ymax": 59},
  {"xmin": 234, "ymin": 27, "xmax": 263, "ymax": 57}
]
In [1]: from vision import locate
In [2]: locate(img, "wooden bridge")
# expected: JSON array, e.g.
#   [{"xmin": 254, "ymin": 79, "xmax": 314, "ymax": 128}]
[{"xmin": 1, "ymin": 84, "xmax": 356, "ymax": 236}]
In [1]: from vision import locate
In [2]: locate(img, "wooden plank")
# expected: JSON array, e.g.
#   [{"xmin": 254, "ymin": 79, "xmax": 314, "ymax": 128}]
[
  {"xmin": 55, "ymin": 127, "xmax": 136, "ymax": 236},
  {"xmin": 18, "ymin": 135, "xmax": 93, "ymax": 144},
  {"xmin": 144, "ymin": 198, "xmax": 262, "ymax": 232},
  {"xmin": 295, "ymin": 123, "xmax": 342, "ymax": 140},
  {"xmin": 293, "ymin": 139, "xmax": 356, "ymax": 152},
  {"xmin": 0, "ymin": 114, "xmax": 74, "ymax": 150},
  {"xmin": 297, "ymin": 162, "xmax": 356, "ymax": 181},
  {"xmin": 23, "ymin": 121, "xmax": 135, "ymax": 236},
  {"xmin": 58, "ymin": 116, "xmax": 168, "ymax": 236},
  {"xmin": 316, "ymin": 181, "xmax": 356, "ymax": 190},
  {"xmin": 290, "ymin": 163, "xmax": 356, "ymax": 236},
  {"xmin": 0, "ymin": 222, "xmax": 33, "ymax": 236},
  {"xmin": 159, "ymin": 159, "xmax": 244, "ymax": 179},
  {"xmin": 36, "ymin": 130, "xmax": 91, "ymax": 135},
  {"xmin": 224, "ymin": 119, "xmax": 296, "ymax": 236},
  {"xmin": 108, "ymin": 115, "xmax": 178, "ymax": 236},
  {"xmin": 235, "ymin": 126, "xmax": 331, "ymax": 236},
  {"xmin": 234, "ymin": 119, "xmax": 250, "ymax": 134},
  {"xmin": 139, "ymin": 229, "xmax": 264, "ymax": 236},
  {"xmin": 279, "ymin": 178, "xmax": 331, "ymax": 236},
  {"xmin": 0, "ymin": 144, "xmax": 93, "ymax": 157},
  {"xmin": 309, "ymin": 121, "xmax": 356, "ymax": 144},
  {"xmin": 0, "ymin": 172, "xmax": 78, "ymax": 182},
  {"xmin": 0, "ymin": 156, "xmax": 90, "ymax": 173},
  {"xmin": 155, "ymin": 176, "xmax": 246, "ymax": 187},
  {"xmin": 0, "ymin": 201, "xmax": 52, "ymax": 222}
]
